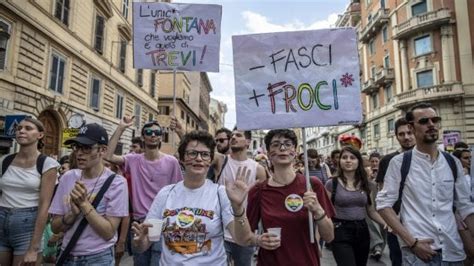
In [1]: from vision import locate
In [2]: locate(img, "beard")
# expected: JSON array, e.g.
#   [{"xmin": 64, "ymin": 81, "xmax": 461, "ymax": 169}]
[
  {"xmin": 422, "ymin": 132, "xmax": 438, "ymax": 144},
  {"xmin": 231, "ymin": 146, "xmax": 244, "ymax": 153},
  {"xmin": 217, "ymin": 145, "xmax": 229, "ymax": 154}
]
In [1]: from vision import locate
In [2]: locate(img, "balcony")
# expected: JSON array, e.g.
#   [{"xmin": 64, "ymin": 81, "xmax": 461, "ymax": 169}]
[
  {"xmin": 374, "ymin": 68, "xmax": 394, "ymax": 85},
  {"xmin": 395, "ymin": 83, "xmax": 464, "ymax": 109},
  {"xmin": 359, "ymin": 8, "xmax": 390, "ymax": 43},
  {"xmin": 361, "ymin": 78, "xmax": 379, "ymax": 94},
  {"xmin": 393, "ymin": 9, "xmax": 453, "ymax": 39}
]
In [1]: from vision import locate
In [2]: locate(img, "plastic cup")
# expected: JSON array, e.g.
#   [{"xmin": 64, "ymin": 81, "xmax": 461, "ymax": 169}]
[
  {"xmin": 267, "ymin": 227, "xmax": 282, "ymax": 239},
  {"xmin": 145, "ymin": 219, "xmax": 164, "ymax": 242}
]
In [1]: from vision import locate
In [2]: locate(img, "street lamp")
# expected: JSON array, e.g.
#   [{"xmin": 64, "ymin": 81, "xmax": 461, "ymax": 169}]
[{"xmin": 0, "ymin": 28, "xmax": 10, "ymax": 52}]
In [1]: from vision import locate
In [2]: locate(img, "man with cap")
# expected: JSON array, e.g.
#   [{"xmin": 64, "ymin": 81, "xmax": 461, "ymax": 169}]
[
  {"xmin": 49, "ymin": 123, "xmax": 129, "ymax": 265},
  {"xmin": 106, "ymin": 116, "xmax": 183, "ymax": 265}
]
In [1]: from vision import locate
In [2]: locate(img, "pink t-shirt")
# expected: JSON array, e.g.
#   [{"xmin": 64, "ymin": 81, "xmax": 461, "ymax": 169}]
[
  {"xmin": 49, "ymin": 168, "xmax": 129, "ymax": 256},
  {"xmin": 123, "ymin": 153, "xmax": 183, "ymax": 219}
]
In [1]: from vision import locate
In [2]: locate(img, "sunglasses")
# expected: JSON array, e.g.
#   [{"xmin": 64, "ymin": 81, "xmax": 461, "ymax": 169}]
[
  {"xmin": 144, "ymin": 128, "xmax": 162, "ymax": 136},
  {"xmin": 215, "ymin": 138, "xmax": 229, "ymax": 143},
  {"xmin": 416, "ymin": 116, "xmax": 442, "ymax": 125}
]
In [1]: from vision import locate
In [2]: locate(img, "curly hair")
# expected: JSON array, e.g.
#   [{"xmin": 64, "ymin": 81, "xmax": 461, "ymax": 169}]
[{"xmin": 177, "ymin": 130, "xmax": 216, "ymax": 162}]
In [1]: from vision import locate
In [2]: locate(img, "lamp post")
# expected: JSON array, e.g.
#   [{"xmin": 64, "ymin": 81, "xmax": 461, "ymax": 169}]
[{"xmin": 0, "ymin": 28, "xmax": 10, "ymax": 52}]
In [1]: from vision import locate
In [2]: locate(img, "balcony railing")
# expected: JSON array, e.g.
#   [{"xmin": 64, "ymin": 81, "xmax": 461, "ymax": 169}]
[
  {"xmin": 395, "ymin": 83, "xmax": 464, "ymax": 109},
  {"xmin": 359, "ymin": 8, "xmax": 390, "ymax": 43},
  {"xmin": 362, "ymin": 78, "xmax": 379, "ymax": 94},
  {"xmin": 374, "ymin": 68, "xmax": 394, "ymax": 85},
  {"xmin": 393, "ymin": 9, "xmax": 452, "ymax": 39}
]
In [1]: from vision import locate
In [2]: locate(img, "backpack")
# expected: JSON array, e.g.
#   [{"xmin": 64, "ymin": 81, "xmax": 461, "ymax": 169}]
[
  {"xmin": 393, "ymin": 150, "xmax": 458, "ymax": 214},
  {"xmin": 1, "ymin": 153, "xmax": 47, "ymax": 176}
]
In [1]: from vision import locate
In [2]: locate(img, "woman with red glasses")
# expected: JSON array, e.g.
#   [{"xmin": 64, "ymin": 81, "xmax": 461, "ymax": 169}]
[{"xmin": 0, "ymin": 117, "xmax": 59, "ymax": 266}]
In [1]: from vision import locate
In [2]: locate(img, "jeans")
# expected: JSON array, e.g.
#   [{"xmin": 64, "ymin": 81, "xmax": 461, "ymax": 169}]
[
  {"xmin": 132, "ymin": 240, "xmax": 161, "ymax": 266},
  {"xmin": 331, "ymin": 218, "xmax": 370, "ymax": 266},
  {"xmin": 62, "ymin": 246, "xmax": 114, "ymax": 266},
  {"xmin": 224, "ymin": 240, "xmax": 254, "ymax": 266},
  {"xmin": 0, "ymin": 206, "xmax": 39, "ymax": 255},
  {"xmin": 401, "ymin": 248, "xmax": 463, "ymax": 266},
  {"xmin": 387, "ymin": 231, "xmax": 402, "ymax": 266}
]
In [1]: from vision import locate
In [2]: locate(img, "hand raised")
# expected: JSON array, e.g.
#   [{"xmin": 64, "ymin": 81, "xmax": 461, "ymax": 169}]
[
  {"xmin": 169, "ymin": 116, "xmax": 182, "ymax": 131},
  {"xmin": 120, "ymin": 115, "xmax": 135, "ymax": 129},
  {"xmin": 225, "ymin": 166, "xmax": 251, "ymax": 207}
]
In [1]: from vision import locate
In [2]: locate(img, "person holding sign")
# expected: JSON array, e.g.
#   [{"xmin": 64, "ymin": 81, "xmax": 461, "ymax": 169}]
[
  {"xmin": 132, "ymin": 131, "xmax": 271, "ymax": 265},
  {"xmin": 246, "ymin": 129, "xmax": 335, "ymax": 265}
]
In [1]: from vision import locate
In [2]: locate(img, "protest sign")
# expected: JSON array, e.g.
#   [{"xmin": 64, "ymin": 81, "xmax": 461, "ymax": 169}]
[
  {"xmin": 133, "ymin": 2, "xmax": 222, "ymax": 72},
  {"xmin": 233, "ymin": 28, "xmax": 362, "ymax": 130}
]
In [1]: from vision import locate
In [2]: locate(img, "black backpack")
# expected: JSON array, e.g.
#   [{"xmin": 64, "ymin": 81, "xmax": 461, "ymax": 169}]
[
  {"xmin": 1, "ymin": 153, "xmax": 47, "ymax": 176},
  {"xmin": 393, "ymin": 150, "xmax": 458, "ymax": 214}
]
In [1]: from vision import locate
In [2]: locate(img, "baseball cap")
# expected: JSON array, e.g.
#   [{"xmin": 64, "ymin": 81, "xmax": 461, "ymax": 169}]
[{"xmin": 64, "ymin": 123, "xmax": 108, "ymax": 146}]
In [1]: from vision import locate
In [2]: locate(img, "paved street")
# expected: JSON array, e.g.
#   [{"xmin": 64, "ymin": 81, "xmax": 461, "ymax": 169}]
[{"xmin": 119, "ymin": 245, "xmax": 390, "ymax": 265}]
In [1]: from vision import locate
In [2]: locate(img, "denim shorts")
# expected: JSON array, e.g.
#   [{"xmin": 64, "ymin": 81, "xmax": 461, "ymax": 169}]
[
  {"xmin": 0, "ymin": 206, "xmax": 40, "ymax": 255},
  {"xmin": 62, "ymin": 246, "xmax": 114, "ymax": 266}
]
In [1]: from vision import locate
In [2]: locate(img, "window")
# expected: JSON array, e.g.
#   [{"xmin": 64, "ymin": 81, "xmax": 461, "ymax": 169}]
[
  {"xmin": 148, "ymin": 113, "xmax": 154, "ymax": 121},
  {"xmin": 150, "ymin": 71, "xmax": 156, "ymax": 98},
  {"xmin": 371, "ymin": 66, "xmax": 376, "ymax": 78},
  {"xmin": 158, "ymin": 106, "xmax": 170, "ymax": 115},
  {"xmin": 414, "ymin": 35, "xmax": 432, "ymax": 56},
  {"xmin": 0, "ymin": 21, "xmax": 11, "ymax": 70},
  {"xmin": 412, "ymin": 0, "xmax": 427, "ymax": 16},
  {"xmin": 372, "ymin": 93, "xmax": 378, "ymax": 109},
  {"xmin": 384, "ymin": 85, "xmax": 393, "ymax": 103},
  {"xmin": 373, "ymin": 123, "xmax": 380, "ymax": 139},
  {"xmin": 384, "ymin": 55, "xmax": 390, "ymax": 68},
  {"xmin": 416, "ymin": 70, "xmax": 434, "ymax": 88},
  {"xmin": 94, "ymin": 14, "xmax": 105, "ymax": 54},
  {"xmin": 387, "ymin": 118, "xmax": 395, "ymax": 134},
  {"xmin": 368, "ymin": 39, "xmax": 375, "ymax": 55},
  {"xmin": 119, "ymin": 40, "xmax": 126, "ymax": 73},
  {"xmin": 163, "ymin": 131, "xmax": 169, "ymax": 143},
  {"xmin": 137, "ymin": 69, "xmax": 143, "ymax": 87},
  {"xmin": 186, "ymin": 114, "xmax": 190, "ymax": 124},
  {"xmin": 48, "ymin": 52, "xmax": 66, "ymax": 94},
  {"xmin": 90, "ymin": 77, "xmax": 101, "ymax": 110},
  {"xmin": 115, "ymin": 93, "xmax": 124, "ymax": 119},
  {"xmin": 382, "ymin": 26, "xmax": 388, "ymax": 43},
  {"xmin": 134, "ymin": 103, "xmax": 141, "ymax": 128},
  {"xmin": 122, "ymin": 0, "xmax": 129, "ymax": 19},
  {"xmin": 181, "ymin": 110, "xmax": 185, "ymax": 119},
  {"xmin": 54, "ymin": 0, "xmax": 70, "ymax": 26}
]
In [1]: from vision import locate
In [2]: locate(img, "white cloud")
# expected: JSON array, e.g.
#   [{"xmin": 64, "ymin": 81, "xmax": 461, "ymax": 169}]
[{"xmin": 211, "ymin": 11, "xmax": 340, "ymax": 129}]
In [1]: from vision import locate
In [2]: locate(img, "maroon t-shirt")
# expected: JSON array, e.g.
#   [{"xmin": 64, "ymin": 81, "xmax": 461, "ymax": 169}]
[{"xmin": 247, "ymin": 174, "xmax": 335, "ymax": 266}]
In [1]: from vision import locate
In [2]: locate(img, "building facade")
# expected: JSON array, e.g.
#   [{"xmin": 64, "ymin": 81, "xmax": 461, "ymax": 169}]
[
  {"xmin": 0, "ymin": 0, "xmax": 165, "ymax": 156},
  {"xmin": 208, "ymin": 97, "xmax": 227, "ymax": 136}
]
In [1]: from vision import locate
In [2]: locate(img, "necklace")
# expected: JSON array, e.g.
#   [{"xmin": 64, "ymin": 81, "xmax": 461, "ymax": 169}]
[
  {"xmin": 271, "ymin": 175, "xmax": 294, "ymax": 186},
  {"xmin": 81, "ymin": 167, "xmax": 105, "ymax": 201}
]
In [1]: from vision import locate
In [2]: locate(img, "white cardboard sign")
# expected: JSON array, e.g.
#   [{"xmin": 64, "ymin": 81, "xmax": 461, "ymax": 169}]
[
  {"xmin": 133, "ymin": 2, "xmax": 222, "ymax": 72},
  {"xmin": 233, "ymin": 28, "xmax": 362, "ymax": 130}
]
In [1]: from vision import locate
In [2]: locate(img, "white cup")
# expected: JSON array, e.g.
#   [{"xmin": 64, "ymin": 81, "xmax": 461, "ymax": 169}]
[
  {"xmin": 267, "ymin": 227, "xmax": 282, "ymax": 239},
  {"xmin": 146, "ymin": 219, "xmax": 164, "ymax": 242}
]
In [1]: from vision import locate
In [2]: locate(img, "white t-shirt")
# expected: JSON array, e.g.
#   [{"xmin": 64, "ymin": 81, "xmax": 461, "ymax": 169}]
[
  {"xmin": 146, "ymin": 180, "xmax": 233, "ymax": 266},
  {"xmin": 0, "ymin": 154, "xmax": 59, "ymax": 208},
  {"xmin": 217, "ymin": 155, "xmax": 258, "ymax": 241}
]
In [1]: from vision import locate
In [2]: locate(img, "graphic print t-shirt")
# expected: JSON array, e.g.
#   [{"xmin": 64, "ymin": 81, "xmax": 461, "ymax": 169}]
[{"xmin": 146, "ymin": 180, "xmax": 233, "ymax": 266}]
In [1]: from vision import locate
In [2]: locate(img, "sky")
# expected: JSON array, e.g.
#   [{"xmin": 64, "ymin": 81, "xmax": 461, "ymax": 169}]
[{"xmin": 173, "ymin": 0, "xmax": 350, "ymax": 128}]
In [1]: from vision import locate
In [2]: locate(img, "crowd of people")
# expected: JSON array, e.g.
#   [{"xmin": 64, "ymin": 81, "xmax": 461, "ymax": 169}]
[{"xmin": 0, "ymin": 101, "xmax": 473, "ymax": 266}]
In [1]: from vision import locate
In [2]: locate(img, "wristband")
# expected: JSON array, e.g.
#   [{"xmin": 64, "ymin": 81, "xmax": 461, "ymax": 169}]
[
  {"xmin": 232, "ymin": 208, "xmax": 245, "ymax": 217},
  {"xmin": 410, "ymin": 238, "xmax": 419, "ymax": 249},
  {"xmin": 314, "ymin": 212, "xmax": 326, "ymax": 222},
  {"xmin": 83, "ymin": 208, "xmax": 94, "ymax": 217}
]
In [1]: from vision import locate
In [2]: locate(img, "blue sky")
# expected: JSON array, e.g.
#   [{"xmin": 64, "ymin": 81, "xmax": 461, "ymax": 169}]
[{"xmin": 173, "ymin": 0, "xmax": 350, "ymax": 128}]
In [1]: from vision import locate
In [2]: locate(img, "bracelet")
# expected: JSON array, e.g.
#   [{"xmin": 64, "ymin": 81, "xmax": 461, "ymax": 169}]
[
  {"xmin": 409, "ymin": 238, "xmax": 419, "ymax": 249},
  {"xmin": 83, "ymin": 208, "xmax": 94, "ymax": 217},
  {"xmin": 314, "ymin": 212, "xmax": 327, "ymax": 222},
  {"xmin": 61, "ymin": 215, "xmax": 74, "ymax": 226},
  {"xmin": 231, "ymin": 208, "xmax": 245, "ymax": 217},
  {"xmin": 254, "ymin": 234, "xmax": 262, "ymax": 247}
]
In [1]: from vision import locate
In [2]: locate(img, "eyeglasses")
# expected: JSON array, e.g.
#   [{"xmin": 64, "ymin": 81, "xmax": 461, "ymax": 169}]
[
  {"xmin": 185, "ymin": 150, "xmax": 212, "ymax": 161},
  {"xmin": 144, "ymin": 128, "xmax": 162, "ymax": 136},
  {"xmin": 416, "ymin": 116, "xmax": 442, "ymax": 125},
  {"xmin": 270, "ymin": 140, "xmax": 294, "ymax": 150},
  {"xmin": 215, "ymin": 138, "xmax": 229, "ymax": 143},
  {"xmin": 70, "ymin": 143, "xmax": 99, "ymax": 154}
]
